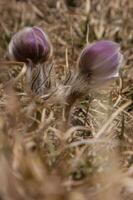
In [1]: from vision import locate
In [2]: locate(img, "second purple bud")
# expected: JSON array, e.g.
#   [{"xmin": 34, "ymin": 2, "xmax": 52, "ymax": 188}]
[{"xmin": 78, "ymin": 40, "xmax": 123, "ymax": 86}]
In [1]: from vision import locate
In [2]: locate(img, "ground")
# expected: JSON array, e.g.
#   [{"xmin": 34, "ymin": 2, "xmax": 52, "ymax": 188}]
[{"xmin": 0, "ymin": 0, "xmax": 133, "ymax": 199}]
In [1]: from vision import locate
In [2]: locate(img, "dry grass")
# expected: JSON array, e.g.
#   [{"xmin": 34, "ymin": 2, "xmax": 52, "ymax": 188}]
[{"xmin": 0, "ymin": 0, "xmax": 133, "ymax": 199}]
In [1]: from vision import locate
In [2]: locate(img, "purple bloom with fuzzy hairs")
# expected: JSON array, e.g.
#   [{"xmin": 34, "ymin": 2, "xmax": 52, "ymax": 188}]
[
  {"xmin": 78, "ymin": 40, "xmax": 123, "ymax": 85},
  {"xmin": 8, "ymin": 26, "xmax": 52, "ymax": 64}
]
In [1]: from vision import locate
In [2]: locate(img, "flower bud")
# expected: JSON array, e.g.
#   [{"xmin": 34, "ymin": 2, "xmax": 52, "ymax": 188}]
[
  {"xmin": 8, "ymin": 26, "xmax": 52, "ymax": 64},
  {"xmin": 78, "ymin": 40, "xmax": 123, "ymax": 86}
]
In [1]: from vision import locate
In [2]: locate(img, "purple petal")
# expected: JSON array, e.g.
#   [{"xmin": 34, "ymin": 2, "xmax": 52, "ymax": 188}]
[
  {"xmin": 78, "ymin": 40, "xmax": 123, "ymax": 83},
  {"xmin": 8, "ymin": 27, "xmax": 51, "ymax": 64}
]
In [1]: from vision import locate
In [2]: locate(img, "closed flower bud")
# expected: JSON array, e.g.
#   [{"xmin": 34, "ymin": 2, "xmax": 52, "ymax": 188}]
[
  {"xmin": 8, "ymin": 26, "xmax": 52, "ymax": 64},
  {"xmin": 78, "ymin": 40, "xmax": 123, "ymax": 86}
]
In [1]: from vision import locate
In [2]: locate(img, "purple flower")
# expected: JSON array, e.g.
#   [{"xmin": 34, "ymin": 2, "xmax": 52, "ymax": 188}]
[
  {"xmin": 78, "ymin": 40, "xmax": 123, "ymax": 86},
  {"xmin": 8, "ymin": 27, "xmax": 52, "ymax": 64}
]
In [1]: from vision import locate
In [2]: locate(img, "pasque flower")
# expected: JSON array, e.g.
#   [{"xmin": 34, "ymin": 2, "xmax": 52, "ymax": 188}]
[
  {"xmin": 8, "ymin": 26, "xmax": 52, "ymax": 64},
  {"xmin": 78, "ymin": 40, "xmax": 123, "ymax": 86},
  {"xmin": 61, "ymin": 40, "xmax": 123, "ymax": 127}
]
